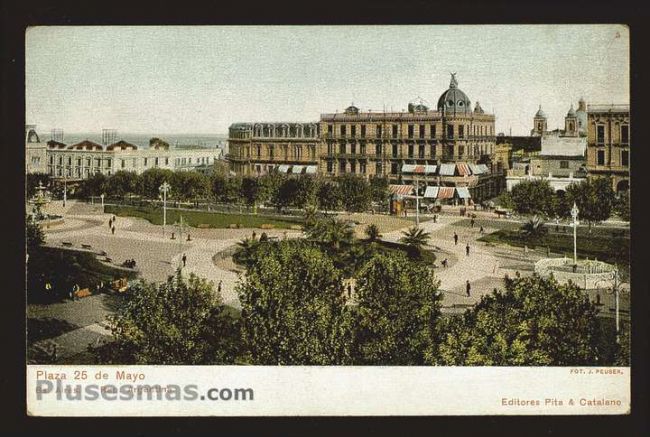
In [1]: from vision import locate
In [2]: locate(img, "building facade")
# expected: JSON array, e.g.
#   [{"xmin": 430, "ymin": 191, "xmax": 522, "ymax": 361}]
[
  {"xmin": 44, "ymin": 138, "xmax": 222, "ymax": 180},
  {"xmin": 25, "ymin": 125, "xmax": 48, "ymax": 174},
  {"xmin": 226, "ymin": 75, "xmax": 506, "ymax": 203},
  {"xmin": 227, "ymin": 122, "xmax": 320, "ymax": 176},
  {"xmin": 585, "ymin": 104, "xmax": 630, "ymax": 193}
]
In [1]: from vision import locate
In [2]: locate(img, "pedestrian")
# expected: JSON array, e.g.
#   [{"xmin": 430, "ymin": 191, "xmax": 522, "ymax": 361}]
[
  {"xmin": 470, "ymin": 217, "xmax": 475, "ymax": 228},
  {"xmin": 442, "ymin": 258, "xmax": 448, "ymax": 268},
  {"xmin": 217, "ymin": 280, "xmax": 223, "ymax": 294},
  {"xmin": 182, "ymin": 253, "xmax": 187, "ymax": 267},
  {"xmin": 108, "ymin": 218, "xmax": 112, "ymax": 229},
  {"xmin": 466, "ymin": 280, "xmax": 471, "ymax": 297},
  {"xmin": 433, "ymin": 214, "xmax": 438, "ymax": 223},
  {"xmin": 453, "ymin": 232, "xmax": 458, "ymax": 245},
  {"xmin": 466, "ymin": 244, "xmax": 470, "ymax": 256},
  {"xmin": 112, "ymin": 215, "xmax": 116, "ymax": 222},
  {"xmin": 252, "ymin": 231, "xmax": 257, "ymax": 240},
  {"xmin": 479, "ymin": 226, "xmax": 484, "ymax": 234},
  {"xmin": 111, "ymin": 225, "xmax": 115, "ymax": 235},
  {"xmin": 187, "ymin": 233, "xmax": 192, "ymax": 241},
  {"xmin": 347, "ymin": 284, "xmax": 352, "ymax": 298},
  {"xmin": 515, "ymin": 271, "xmax": 520, "ymax": 278}
]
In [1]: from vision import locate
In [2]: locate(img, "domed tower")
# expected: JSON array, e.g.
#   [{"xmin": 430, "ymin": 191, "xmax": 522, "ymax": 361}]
[
  {"xmin": 565, "ymin": 104, "xmax": 578, "ymax": 137},
  {"xmin": 576, "ymin": 97, "xmax": 587, "ymax": 136},
  {"xmin": 532, "ymin": 106, "xmax": 547, "ymax": 136},
  {"xmin": 437, "ymin": 73, "xmax": 471, "ymax": 116}
]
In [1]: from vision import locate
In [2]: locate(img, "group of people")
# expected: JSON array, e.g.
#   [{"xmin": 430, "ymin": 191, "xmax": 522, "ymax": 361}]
[{"xmin": 123, "ymin": 259, "xmax": 137, "ymax": 269}]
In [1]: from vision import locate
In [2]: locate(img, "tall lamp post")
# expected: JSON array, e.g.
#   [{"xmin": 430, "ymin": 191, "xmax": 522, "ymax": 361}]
[
  {"xmin": 570, "ymin": 202, "xmax": 579, "ymax": 265},
  {"xmin": 100, "ymin": 193, "xmax": 105, "ymax": 210},
  {"xmin": 159, "ymin": 182, "xmax": 171, "ymax": 237}
]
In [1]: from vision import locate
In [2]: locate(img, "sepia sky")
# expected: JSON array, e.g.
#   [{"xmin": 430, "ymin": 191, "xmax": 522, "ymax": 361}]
[{"xmin": 26, "ymin": 25, "xmax": 629, "ymax": 136}]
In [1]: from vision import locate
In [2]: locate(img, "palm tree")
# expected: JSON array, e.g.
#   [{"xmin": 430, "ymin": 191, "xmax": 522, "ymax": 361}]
[
  {"xmin": 307, "ymin": 218, "xmax": 355, "ymax": 251},
  {"xmin": 233, "ymin": 237, "xmax": 258, "ymax": 266},
  {"xmin": 520, "ymin": 216, "xmax": 548, "ymax": 242},
  {"xmin": 400, "ymin": 226, "xmax": 431, "ymax": 254},
  {"xmin": 365, "ymin": 223, "xmax": 382, "ymax": 242}
]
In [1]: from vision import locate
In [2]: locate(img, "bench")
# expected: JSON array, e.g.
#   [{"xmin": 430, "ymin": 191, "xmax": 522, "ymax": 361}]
[
  {"xmin": 197, "ymin": 224, "xmax": 211, "ymax": 229},
  {"xmin": 81, "ymin": 244, "xmax": 92, "ymax": 249},
  {"xmin": 61, "ymin": 242, "xmax": 73, "ymax": 247},
  {"xmin": 74, "ymin": 288, "xmax": 92, "ymax": 299}
]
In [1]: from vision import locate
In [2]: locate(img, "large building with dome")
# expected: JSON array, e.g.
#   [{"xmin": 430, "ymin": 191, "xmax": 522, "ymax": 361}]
[{"xmin": 228, "ymin": 73, "xmax": 504, "ymax": 203}]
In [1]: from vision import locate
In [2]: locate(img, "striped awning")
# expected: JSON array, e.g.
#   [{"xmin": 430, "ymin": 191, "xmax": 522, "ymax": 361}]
[
  {"xmin": 389, "ymin": 184, "xmax": 414, "ymax": 196},
  {"xmin": 292, "ymin": 165, "xmax": 304, "ymax": 174},
  {"xmin": 277, "ymin": 164, "xmax": 290, "ymax": 173},
  {"xmin": 456, "ymin": 187, "xmax": 472, "ymax": 199},
  {"xmin": 305, "ymin": 165, "xmax": 317, "ymax": 174},
  {"xmin": 478, "ymin": 164, "xmax": 490, "ymax": 174},
  {"xmin": 468, "ymin": 163, "xmax": 481, "ymax": 175},
  {"xmin": 439, "ymin": 163, "xmax": 456, "ymax": 176},
  {"xmin": 456, "ymin": 162, "xmax": 471, "ymax": 176},
  {"xmin": 423, "ymin": 186, "xmax": 439, "ymax": 198},
  {"xmin": 402, "ymin": 164, "xmax": 438, "ymax": 175},
  {"xmin": 437, "ymin": 187, "xmax": 455, "ymax": 199}
]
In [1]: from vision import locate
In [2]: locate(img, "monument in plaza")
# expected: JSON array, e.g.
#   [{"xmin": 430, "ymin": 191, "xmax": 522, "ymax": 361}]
[{"xmin": 28, "ymin": 182, "xmax": 64, "ymax": 226}]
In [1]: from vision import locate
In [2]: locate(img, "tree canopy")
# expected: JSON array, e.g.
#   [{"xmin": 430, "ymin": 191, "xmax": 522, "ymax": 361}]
[{"xmin": 510, "ymin": 180, "xmax": 555, "ymax": 216}]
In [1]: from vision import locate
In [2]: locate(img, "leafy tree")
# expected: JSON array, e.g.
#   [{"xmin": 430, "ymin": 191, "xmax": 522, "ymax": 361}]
[
  {"xmin": 317, "ymin": 181, "xmax": 342, "ymax": 213},
  {"xmin": 437, "ymin": 275, "xmax": 603, "ymax": 366},
  {"xmin": 365, "ymin": 224, "xmax": 382, "ymax": 242},
  {"xmin": 232, "ymin": 237, "xmax": 259, "ymax": 267},
  {"xmin": 139, "ymin": 168, "xmax": 174, "ymax": 199},
  {"xmin": 220, "ymin": 177, "xmax": 242, "ymax": 204},
  {"xmin": 94, "ymin": 271, "xmax": 240, "ymax": 364},
  {"xmin": 26, "ymin": 173, "xmax": 51, "ymax": 198},
  {"xmin": 106, "ymin": 170, "xmax": 140, "ymax": 200},
  {"xmin": 77, "ymin": 172, "xmax": 108, "ymax": 199},
  {"xmin": 551, "ymin": 190, "xmax": 572, "ymax": 219},
  {"xmin": 306, "ymin": 218, "xmax": 355, "ymax": 251},
  {"xmin": 303, "ymin": 204, "xmax": 319, "ymax": 230},
  {"xmin": 510, "ymin": 179, "xmax": 554, "ymax": 216},
  {"xmin": 149, "ymin": 137, "xmax": 170, "ymax": 149},
  {"xmin": 26, "ymin": 218, "xmax": 45, "ymax": 254},
  {"xmin": 236, "ymin": 243, "xmax": 352, "ymax": 365},
  {"xmin": 240, "ymin": 177, "xmax": 261, "ymax": 206},
  {"xmin": 293, "ymin": 175, "xmax": 318, "ymax": 208},
  {"xmin": 399, "ymin": 226, "xmax": 431, "ymax": 256},
  {"xmin": 337, "ymin": 174, "xmax": 371, "ymax": 212},
  {"xmin": 258, "ymin": 172, "xmax": 284, "ymax": 206},
  {"xmin": 566, "ymin": 178, "xmax": 615, "ymax": 228},
  {"xmin": 495, "ymin": 191, "xmax": 515, "ymax": 210},
  {"xmin": 520, "ymin": 216, "xmax": 548, "ymax": 243},
  {"xmin": 351, "ymin": 253, "xmax": 442, "ymax": 365},
  {"xmin": 369, "ymin": 175, "xmax": 389, "ymax": 204},
  {"xmin": 172, "ymin": 171, "xmax": 210, "ymax": 203},
  {"xmin": 614, "ymin": 192, "xmax": 630, "ymax": 222},
  {"xmin": 275, "ymin": 178, "xmax": 300, "ymax": 210}
]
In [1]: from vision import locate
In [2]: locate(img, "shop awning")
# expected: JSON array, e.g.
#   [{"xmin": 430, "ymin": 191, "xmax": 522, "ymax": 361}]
[
  {"xmin": 437, "ymin": 187, "xmax": 455, "ymax": 199},
  {"xmin": 456, "ymin": 187, "xmax": 472, "ymax": 199},
  {"xmin": 423, "ymin": 186, "xmax": 439, "ymax": 198},
  {"xmin": 439, "ymin": 163, "xmax": 456, "ymax": 176},
  {"xmin": 456, "ymin": 162, "xmax": 471, "ymax": 176},
  {"xmin": 468, "ymin": 163, "xmax": 481, "ymax": 175},
  {"xmin": 402, "ymin": 164, "xmax": 438, "ymax": 175},
  {"xmin": 401, "ymin": 164, "xmax": 416, "ymax": 173},
  {"xmin": 389, "ymin": 184, "xmax": 414, "ymax": 196},
  {"xmin": 305, "ymin": 165, "xmax": 317, "ymax": 174},
  {"xmin": 478, "ymin": 164, "xmax": 490, "ymax": 174},
  {"xmin": 292, "ymin": 165, "xmax": 304, "ymax": 174},
  {"xmin": 277, "ymin": 164, "xmax": 290, "ymax": 173}
]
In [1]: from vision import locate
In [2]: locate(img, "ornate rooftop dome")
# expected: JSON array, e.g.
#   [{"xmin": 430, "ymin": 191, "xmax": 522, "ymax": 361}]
[
  {"xmin": 344, "ymin": 104, "xmax": 360, "ymax": 115},
  {"xmin": 437, "ymin": 73, "xmax": 471, "ymax": 115},
  {"xmin": 567, "ymin": 104, "xmax": 576, "ymax": 117},
  {"xmin": 535, "ymin": 105, "xmax": 547, "ymax": 118}
]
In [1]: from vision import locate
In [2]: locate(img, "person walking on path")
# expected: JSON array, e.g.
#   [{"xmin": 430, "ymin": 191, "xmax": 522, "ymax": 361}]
[
  {"xmin": 112, "ymin": 215, "xmax": 116, "ymax": 223},
  {"xmin": 111, "ymin": 225, "xmax": 116, "ymax": 235},
  {"xmin": 470, "ymin": 217, "xmax": 475, "ymax": 228},
  {"xmin": 182, "ymin": 254, "xmax": 187, "ymax": 267},
  {"xmin": 441, "ymin": 258, "xmax": 448, "ymax": 268},
  {"xmin": 108, "ymin": 218, "xmax": 112, "ymax": 229},
  {"xmin": 466, "ymin": 280, "xmax": 471, "ymax": 297},
  {"xmin": 433, "ymin": 214, "xmax": 438, "ymax": 223},
  {"xmin": 453, "ymin": 232, "xmax": 458, "ymax": 245},
  {"xmin": 217, "ymin": 280, "xmax": 223, "ymax": 294},
  {"xmin": 479, "ymin": 226, "xmax": 484, "ymax": 234},
  {"xmin": 466, "ymin": 243, "xmax": 470, "ymax": 256}
]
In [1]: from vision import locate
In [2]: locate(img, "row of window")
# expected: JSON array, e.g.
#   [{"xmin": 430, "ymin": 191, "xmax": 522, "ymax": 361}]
[
  {"xmin": 240, "ymin": 145, "xmax": 317, "ymax": 160},
  {"xmin": 596, "ymin": 149, "xmax": 629, "ymax": 167},
  {"xmin": 595, "ymin": 124, "xmax": 630, "ymax": 145},
  {"xmin": 48, "ymin": 155, "xmax": 213, "ymax": 168},
  {"xmin": 327, "ymin": 143, "xmax": 493, "ymax": 158},
  {"xmin": 326, "ymin": 123, "xmax": 494, "ymax": 139}
]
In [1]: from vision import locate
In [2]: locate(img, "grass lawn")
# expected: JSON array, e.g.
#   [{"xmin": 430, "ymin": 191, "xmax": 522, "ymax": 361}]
[
  {"xmin": 105, "ymin": 204, "xmax": 303, "ymax": 229},
  {"xmin": 478, "ymin": 227, "xmax": 629, "ymax": 266},
  {"xmin": 27, "ymin": 246, "xmax": 138, "ymax": 304}
]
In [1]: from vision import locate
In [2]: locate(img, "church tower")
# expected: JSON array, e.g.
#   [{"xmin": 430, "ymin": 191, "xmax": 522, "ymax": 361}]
[
  {"xmin": 576, "ymin": 97, "xmax": 587, "ymax": 136},
  {"xmin": 532, "ymin": 106, "xmax": 547, "ymax": 136},
  {"xmin": 565, "ymin": 104, "xmax": 578, "ymax": 137}
]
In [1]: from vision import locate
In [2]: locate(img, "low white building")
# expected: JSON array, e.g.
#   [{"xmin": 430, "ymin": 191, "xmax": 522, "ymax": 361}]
[{"xmin": 44, "ymin": 139, "xmax": 222, "ymax": 179}]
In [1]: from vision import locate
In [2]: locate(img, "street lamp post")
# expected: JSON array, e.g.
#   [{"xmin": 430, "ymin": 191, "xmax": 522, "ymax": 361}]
[
  {"xmin": 100, "ymin": 193, "xmax": 105, "ymax": 210},
  {"xmin": 159, "ymin": 182, "xmax": 171, "ymax": 237},
  {"xmin": 570, "ymin": 202, "xmax": 579, "ymax": 265}
]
